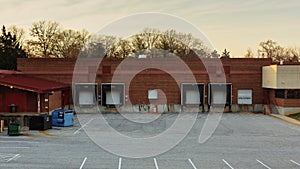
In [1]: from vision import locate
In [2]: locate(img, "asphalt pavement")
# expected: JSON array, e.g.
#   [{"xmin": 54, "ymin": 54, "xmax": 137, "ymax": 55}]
[{"xmin": 0, "ymin": 112, "xmax": 300, "ymax": 169}]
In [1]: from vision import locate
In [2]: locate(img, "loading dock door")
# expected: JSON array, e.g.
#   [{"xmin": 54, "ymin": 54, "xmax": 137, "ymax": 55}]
[
  {"xmin": 106, "ymin": 90, "xmax": 121, "ymax": 105},
  {"xmin": 101, "ymin": 83, "xmax": 124, "ymax": 107},
  {"xmin": 186, "ymin": 90, "xmax": 200, "ymax": 104},
  {"xmin": 74, "ymin": 83, "xmax": 98, "ymax": 107},
  {"xmin": 212, "ymin": 89, "xmax": 226, "ymax": 104},
  {"xmin": 181, "ymin": 83, "xmax": 204, "ymax": 106},
  {"xmin": 208, "ymin": 83, "xmax": 232, "ymax": 107},
  {"xmin": 79, "ymin": 91, "xmax": 94, "ymax": 105}
]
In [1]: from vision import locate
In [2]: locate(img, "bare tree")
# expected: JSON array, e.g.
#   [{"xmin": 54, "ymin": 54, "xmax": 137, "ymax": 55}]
[
  {"xmin": 287, "ymin": 47, "xmax": 300, "ymax": 62},
  {"xmin": 116, "ymin": 39, "xmax": 133, "ymax": 58},
  {"xmin": 244, "ymin": 48, "xmax": 254, "ymax": 58},
  {"xmin": 131, "ymin": 34, "xmax": 148, "ymax": 56},
  {"xmin": 258, "ymin": 40, "xmax": 277, "ymax": 58},
  {"xmin": 85, "ymin": 28, "xmax": 210, "ymax": 58},
  {"xmin": 258, "ymin": 40, "xmax": 299, "ymax": 62},
  {"xmin": 57, "ymin": 29, "xmax": 90, "ymax": 58},
  {"xmin": 28, "ymin": 20, "xmax": 61, "ymax": 57},
  {"xmin": 141, "ymin": 28, "xmax": 160, "ymax": 49},
  {"xmin": 86, "ymin": 34, "xmax": 119, "ymax": 58},
  {"xmin": 155, "ymin": 29, "xmax": 210, "ymax": 57},
  {"xmin": 155, "ymin": 29, "xmax": 181, "ymax": 57}
]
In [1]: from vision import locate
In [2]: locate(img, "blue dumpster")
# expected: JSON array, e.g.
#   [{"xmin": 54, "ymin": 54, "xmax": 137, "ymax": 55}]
[{"xmin": 52, "ymin": 109, "xmax": 74, "ymax": 127}]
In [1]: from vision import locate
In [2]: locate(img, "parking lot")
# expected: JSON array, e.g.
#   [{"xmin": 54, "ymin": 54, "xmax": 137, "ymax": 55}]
[{"xmin": 0, "ymin": 112, "xmax": 300, "ymax": 169}]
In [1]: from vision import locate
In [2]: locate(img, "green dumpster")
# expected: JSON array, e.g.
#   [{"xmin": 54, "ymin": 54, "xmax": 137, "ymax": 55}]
[{"xmin": 8, "ymin": 123, "xmax": 20, "ymax": 136}]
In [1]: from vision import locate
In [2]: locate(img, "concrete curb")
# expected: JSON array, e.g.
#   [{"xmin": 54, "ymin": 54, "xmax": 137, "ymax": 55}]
[{"xmin": 269, "ymin": 114, "xmax": 300, "ymax": 126}]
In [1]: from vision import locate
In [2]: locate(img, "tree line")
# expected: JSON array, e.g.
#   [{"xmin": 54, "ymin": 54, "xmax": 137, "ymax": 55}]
[
  {"xmin": 1, "ymin": 20, "xmax": 299, "ymax": 70},
  {"xmin": 245, "ymin": 40, "xmax": 300, "ymax": 62},
  {"xmin": 80, "ymin": 28, "xmax": 220, "ymax": 58},
  {"xmin": 3, "ymin": 21, "xmax": 218, "ymax": 59}
]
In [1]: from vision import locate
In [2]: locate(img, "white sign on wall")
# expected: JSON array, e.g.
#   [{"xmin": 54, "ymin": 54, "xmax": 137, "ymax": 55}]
[
  {"xmin": 148, "ymin": 89, "xmax": 158, "ymax": 99},
  {"xmin": 238, "ymin": 89, "xmax": 252, "ymax": 104}
]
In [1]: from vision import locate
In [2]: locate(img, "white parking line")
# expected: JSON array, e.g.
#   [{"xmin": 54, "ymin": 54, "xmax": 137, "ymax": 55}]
[
  {"xmin": 0, "ymin": 147, "xmax": 30, "ymax": 149},
  {"xmin": 256, "ymin": 159, "xmax": 272, "ymax": 169},
  {"xmin": 0, "ymin": 154, "xmax": 15, "ymax": 159},
  {"xmin": 0, "ymin": 141, "xmax": 39, "ymax": 144},
  {"xmin": 6, "ymin": 154, "xmax": 20, "ymax": 162},
  {"xmin": 118, "ymin": 158, "xmax": 122, "ymax": 169},
  {"xmin": 12, "ymin": 155, "xmax": 21, "ymax": 161},
  {"xmin": 222, "ymin": 159, "xmax": 234, "ymax": 169},
  {"xmin": 73, "ymin": 118, "xmax": 94, "ymax": 135},
  {"xmin": 290, "ymin": 160, "xmax": 300, "ymax": 166},
  {"xmin": 79, "ymin": 157, "xmax": 87, "ymax": 169},
  {"xmin": 188, "ymin": 158, "xmax": 197, "ymax": 169},
  {"xmin": 153, "ymin": 158, "xmax": 159, "ymax": 169}
]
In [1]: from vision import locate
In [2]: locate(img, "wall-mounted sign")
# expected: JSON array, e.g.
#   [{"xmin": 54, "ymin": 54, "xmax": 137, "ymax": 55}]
[
  {"xmin": 148, "ymin": 89, "xmax": 158, "ymax": 99},
  {"xmin": 238, "ymin": 89, "xmax": 252, "ymax": 104}
]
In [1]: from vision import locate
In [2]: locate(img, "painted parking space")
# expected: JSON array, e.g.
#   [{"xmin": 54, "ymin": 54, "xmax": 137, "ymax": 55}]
[
  {"xmin": 0, "ymin": 153, "xmax": 20, "ymax": 163},
  {"xmin": 79, "ymin": 157, "xmax": 300, "ymax": 169},
  {"xmin": 0, "ymin": 113, "xmax": 299, "ymax": 168}
]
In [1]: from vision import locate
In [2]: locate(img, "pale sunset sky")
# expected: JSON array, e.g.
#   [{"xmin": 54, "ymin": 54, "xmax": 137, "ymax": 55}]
[{"xmin": 1, "ymin": 0, "xmax": 300, "ymax": 57}]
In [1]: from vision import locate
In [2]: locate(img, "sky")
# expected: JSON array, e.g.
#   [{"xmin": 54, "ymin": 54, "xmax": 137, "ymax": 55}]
[{"xmin": 1, "ymin": 0, "xmax": 300, "ymax": 57}]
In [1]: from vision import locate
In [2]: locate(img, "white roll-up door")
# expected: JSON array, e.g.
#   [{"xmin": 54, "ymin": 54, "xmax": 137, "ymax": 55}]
[
  {"xmin": 79, "ymin": 91, "xmax": 94, "ymax": 105},
  {"xmin": 106, "ymin": 90, "xmax": 121, "ymax": 105},
  {"xmin": 213, "ymin": 89, "xmax": 226, "ymax": 104},
  {"xmin": 186, "ymin": 90, "xmax": 200, "ymax": 104}
]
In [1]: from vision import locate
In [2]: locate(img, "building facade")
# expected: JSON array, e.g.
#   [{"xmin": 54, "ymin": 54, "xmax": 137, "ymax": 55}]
[
  {"xmin": 263, "ymin": 64, "xmax": 300, "ymax": 115},
  {"xmin": 16, "ymin": 57, "xmax": 288, "ymax": 114},
  {"xmin": 0, "ymin": 71, "xmax": 70, "ymax": 113}
]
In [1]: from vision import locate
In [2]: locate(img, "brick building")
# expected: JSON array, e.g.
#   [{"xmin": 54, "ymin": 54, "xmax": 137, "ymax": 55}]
[
  {"xmin": 16, "ymin": 57, "xmax": 293, "ymax": 114},
  {"xmin": 0, "ymin": 70, "xmax": 70, "ymax": 113},
  {"xmin": 263, "ymin": 64, "xmax": 300, "ymax": 115}
]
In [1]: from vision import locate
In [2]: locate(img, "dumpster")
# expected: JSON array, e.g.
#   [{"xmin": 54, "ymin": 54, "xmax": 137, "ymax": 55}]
[
  {"xmin": 8, "ymin": 123, "xmax": 20, "ymax": 136},
  {"xmin": 52, "ymin": 109, "xmax": 74, "ymax": 127},
  {"xmin": 29, "ymin": 114, "xmax": 52, "ymax": 130}
]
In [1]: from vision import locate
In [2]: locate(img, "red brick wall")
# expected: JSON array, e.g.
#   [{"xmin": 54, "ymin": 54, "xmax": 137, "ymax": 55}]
[
  {"xmin": 26, "ymin": 92, "xmax": 37, "ymax": 112},
  {"xmin": 17, "ymin": 57, "xmax": 273, "ymax": 105},
  {"xmin": 269, "ymin": 90, "xmax": 300, "ymax": 107},
  {"xmin": 0, "ymin": 86, "xmax": 37, "ymax": 112},
  {"xmin": 49, "ymin": 91, "xmax": 62, "ymax": 111},
  {"xmin": 128, "ymin": 72, "xmax": 180, "ymax": 104}
]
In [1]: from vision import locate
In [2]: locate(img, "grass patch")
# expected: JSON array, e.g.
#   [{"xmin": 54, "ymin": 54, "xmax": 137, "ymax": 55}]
[{"xmin": 288, "ymin": 113, "xmax": 300, "ymax": 121}]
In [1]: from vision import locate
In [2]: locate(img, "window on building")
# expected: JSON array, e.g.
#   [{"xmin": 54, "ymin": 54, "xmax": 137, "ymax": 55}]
[
  {"xmin": 287, "ymin": 89, "xmax": 300, "ymax": 99},
  {"xmin": 275, "ymin": 89, "xmax": 285, "ymax": 98}
]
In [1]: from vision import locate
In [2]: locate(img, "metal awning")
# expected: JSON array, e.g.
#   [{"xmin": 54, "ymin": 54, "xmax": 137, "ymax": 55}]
[{"xmin": 0, "ymin": 74, "xmax": 69, "ymax": 93}]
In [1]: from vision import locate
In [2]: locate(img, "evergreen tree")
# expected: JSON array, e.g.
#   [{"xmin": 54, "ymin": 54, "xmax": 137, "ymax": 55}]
[
  {"xmin": 221, "ymin": 48, "xmax": 230, "ymax": 58},
  {"xmin": 0, "ymin": 26, "xmax": 27, "ymax": 70}
]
